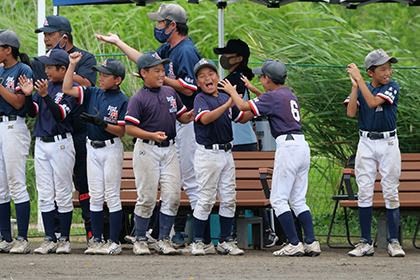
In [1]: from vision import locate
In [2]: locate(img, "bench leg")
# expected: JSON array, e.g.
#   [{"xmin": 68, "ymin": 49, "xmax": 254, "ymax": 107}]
[
  {"xmin": 375, "ymin": 211, "xmax": 388, "ymax": 249},
  {"xmin": 413, "ymin": 217, "xmax": 420, "ymax": 249},
  {"xmin": 327, "ymin": 201, "xmax": 354, "ymax": 249},
  {"xmin": 236, "ymin": 217, "xmax": 263, "ymax": 250}
]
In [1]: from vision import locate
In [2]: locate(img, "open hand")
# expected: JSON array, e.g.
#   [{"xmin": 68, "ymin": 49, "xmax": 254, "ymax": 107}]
[
  {"xmin": 17, "ymin": 75, "xmax": 33, "ymax": 96},
  {"xmin": 34, "ymin": 79, "xmax": 49, "ymax": 97},
  {"xmin": 94, "ymin": 33, "xmax": 121, "ymax": 45}
]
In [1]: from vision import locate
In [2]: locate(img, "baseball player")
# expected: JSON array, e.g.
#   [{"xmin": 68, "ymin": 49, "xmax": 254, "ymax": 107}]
[
  {"xmin": 33, "ymin": 15, "xmax": 97, "ymax": 240},
  {"xmin": 219, "ymin": 58, "xmax": 321, "ymax": 257},
  {"xmin": 19, "ymin": 49, "xmax": 77, "ymax": 254},
  {"xmin": 124, "ymin": 52, "xmax": 193, "ymax": 255},
  {"xmin": 344, "ymin": 49, "xmax": 405, "ymax": 257},
  {"xmin": 95, "ymin": 3, "xmax": 202, "ymax": 247},
  {"xmin": 0, "ymin": 30, "xmax": 33, "ymax": 254},
  {"xmin": 190, "ymin": 59, "xmax": 253, "ymax": 256},
  {"xmin": 62, "ymin": 52, "xmax": 129, "ymax": 255}
]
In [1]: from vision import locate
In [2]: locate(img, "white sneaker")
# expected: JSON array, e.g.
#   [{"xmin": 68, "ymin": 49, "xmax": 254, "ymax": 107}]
[
  {"xmin": 146, "ymin": 230, "xmax": 157, "ymax": 250},
  {"xmin": 154, "ymin": 238, "xmax": 181, "ymax": 255},
  {"xmin": 204, "ymin": 242, "xmax": 216, "ymax": 255},
  {"xmin": 96, "ymin": 240, "xmax": 122, "ymax": 255},
  {"xmin": 273, "ymin": 242, "xmax": 305, "ymax": 257},
  {"xmin": 348, "ymin": 242, "xmax": 374, "ymax": 257},
  {"xmin": 56, "ymin": 238, "xmax": 71, "ymax": 254},
  {"xmin": 217, "ymin": 239, "xmax": 244, "ymax": 256},
  {"xmin": 10, "ymin": 236, "xmax": 30, "ymax": 254},
  {"xmin": 34, "ymin": 240, "xmax": 57, "ymax": 254},
  {"xmin": 133, "ymin": 240, "xmax": 151, "ymax": 255},
  {"xmin": 124, "ymin": 235, "xmax": 136, "ymax": 245},
  {"xmin": 84, "ymin": 240, "xmax": 104, "ymax": 255},
  {"xmin": 0, "ymin": 239, "xmax": 14, "ymax": 253},
  {"xmin": 303, "ymin": 241, "xmax": 321, "ymax": 256},
  {"xmin": 387, "ymin": 240, "xmax": 405, "ymax": 257},
  {"xmin": 191, "ymin": 241, "xmax": 205, "ymax": 256}
]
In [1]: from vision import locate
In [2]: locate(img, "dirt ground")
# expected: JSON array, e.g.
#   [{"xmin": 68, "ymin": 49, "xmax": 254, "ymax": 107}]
[{"xmin": 1, "ymin": 241, "xmax": 420, "ymax": 280}]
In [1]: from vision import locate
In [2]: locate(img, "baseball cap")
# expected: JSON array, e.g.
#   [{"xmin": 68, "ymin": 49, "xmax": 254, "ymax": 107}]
[
  {"xmin": 213, "ymin": 39, "xmax": 250, "ymax": 58},
  {"xmin": 147, "ymin": 3, "xmax": 188, "ymax": 24},
  {"xmin": 92, "ymin": 59, "xmax": 126, "ymax": 81},
  {"xmin": 0, "ymin": 29, "xmax": 20, "ymax": 49},
  {"xmin": 35, "ymin": 15, "xmax": 72, "ymax": 34},
  {"xmin": 252, "ymin": 59, "xmax": 287, "ymax": 81},
  {"xmin": 194, "ymin": 58, "xmax": 218, "ymax": 77},
  {"xmin": 365, "ymin": 49, "xmax": 398, "ymax": 70},
  {"xmin": 34, "ymin": 49, "xmax": 69, "ymax": 68},
  {"xmin": 137, "ymin": 52, "xmax": 171, "ymax": 73}
]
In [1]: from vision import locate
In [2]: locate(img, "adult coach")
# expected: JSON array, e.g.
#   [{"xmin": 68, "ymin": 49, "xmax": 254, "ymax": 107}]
[
  {"xmin": 95, "ymin": 3, "xmax": 201, "ymax": 245},
  {"xmin": 33, "ymin": 15, "xmax": 97, "ymax": 240}
]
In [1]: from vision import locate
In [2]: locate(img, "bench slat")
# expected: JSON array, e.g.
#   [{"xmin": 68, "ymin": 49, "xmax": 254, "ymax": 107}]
[{"xmin": 340, "ymin": 193, "xmax": 420, "ymax": 208}]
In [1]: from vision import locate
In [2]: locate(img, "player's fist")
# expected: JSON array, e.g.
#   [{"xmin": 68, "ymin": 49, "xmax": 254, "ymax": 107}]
[
  {"xmin": 17, "ymin": 75, "xmax": 33, "ymax": 96},
  {"xmin": 69, "ymin": 52, "xmax": 82, "ymax": 64},
  {"xmin": 94, "ymin": 33, "xmax": 121, "ymax": 45}
]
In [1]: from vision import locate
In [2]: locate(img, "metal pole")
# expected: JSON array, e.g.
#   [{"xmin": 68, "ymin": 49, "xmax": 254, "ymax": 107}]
[{"xmin": 217, "ymin": 1, "xmax": 225, "ymax": 79}]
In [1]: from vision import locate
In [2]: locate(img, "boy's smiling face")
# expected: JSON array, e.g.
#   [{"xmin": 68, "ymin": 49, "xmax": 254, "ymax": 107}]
[
  {"xmin": 368, "ymin": 61, "xmax": 392, "ymax": 87},
  {"xmin": 196, "ymin": 66, "xmax": 219, "ymax": 96},
  {"xmin": 44, "ymin": 64, "xmax": 66, "ymax": 83},
  {"xmin": 141, "ymin": 63, "xmax": 166, "ymax": 88}
]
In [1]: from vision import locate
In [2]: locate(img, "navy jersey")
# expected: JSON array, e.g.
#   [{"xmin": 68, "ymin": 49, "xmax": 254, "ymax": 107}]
[
  {"xmin": 248, "ymin": 87, "xmax": 303, "ymax": 139},
  {"xmin": 31, "ymin": 82, "xmax": 77, "ymax": 137},
  {"xmin": 194, "ymin": 91, "xmax": 244, "ymax": 146},
  {"xmin": 125, "ymin": 86, "xmax": 186, "ymax": 141},
  {"xmin": 343, "ymin": 81, "xmax": 399, "ymax": 132},
  {"xmin": 76, "ymin": 86, "xmax": 128, "ymax": 141},
  {"xmin": 0, "ymin": 62, "xmax": 33, "ymax": 117},
  {"xmin": 157, "ymin": 38, "xmax": 200, "ymax": 111}
]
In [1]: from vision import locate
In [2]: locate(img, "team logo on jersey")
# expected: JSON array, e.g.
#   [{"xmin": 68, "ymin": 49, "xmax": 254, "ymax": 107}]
[
  {"xmin": 104, "ymin": 105, "xmax": 118, "ymax": 124},
  {"xmin": 228, "ymin": 107, "xmax": 233, "ymax": 119},
  {"xmin": 167, "ymin": 62, "xmax": 175, "ymax": 79},
  {"xmin": 166, "ymin": 96, "xmax": 177, "ymax": 113},
  {"xmin": 5, "ymin": 77, "xmax": 14, "ymax": 90},
  {"xmin": 55, "ymin": 92, "xmax": 64, "ymax": 103},
  {"xmin": 375, "ymin": 105, "xmax": 383, "ymax": 112}
]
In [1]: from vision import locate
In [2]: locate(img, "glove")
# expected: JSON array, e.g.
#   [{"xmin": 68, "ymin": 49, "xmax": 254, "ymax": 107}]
[{"xmin": 79, "ymin": 107, "xmax": 108, "ymax": 129}]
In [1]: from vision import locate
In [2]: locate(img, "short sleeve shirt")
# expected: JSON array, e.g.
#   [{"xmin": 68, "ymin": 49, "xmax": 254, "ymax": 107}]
[
  {"xmin": 0, "ymin": 62, "xmax": 33, "ymax": 117},
  {"xmin": 76, "ymin": 86, "xmax": 128, "ymax": 141},
  {"xmin": 194, "ymin": 91, "xmax": 245, "ymax": 145},
  {"xmin": 248, "ymin": 87, "xmax": 303, "ymax": 139},
  {"xmin": 343, "ymin": 81, "xmax": 399, "ymax": 132},
  {"xmin": 157, "ymin": 38, "xmax": 200, "ymax": 111},
  {"xmin": 124, "ymin": 86, "xmax": 186, "ymax": 141}
]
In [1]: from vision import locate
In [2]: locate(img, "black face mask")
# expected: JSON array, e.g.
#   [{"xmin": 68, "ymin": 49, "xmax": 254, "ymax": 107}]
[{"xmin": 220, "ymin": 55, "xmax": 239, "ymax": 70}]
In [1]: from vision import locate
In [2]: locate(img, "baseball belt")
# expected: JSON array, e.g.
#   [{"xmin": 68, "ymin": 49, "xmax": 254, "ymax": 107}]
[
  {"xmin": 142, "ymin": 138, "xmax": 175, "ymax": 147},
  {"xmin": 0, "ymin": 115, "xmax": 18, "ymax": 122},
  {"xmin": 359, "ymin": 130, "xmax": 396, "ymax": 140},
  {"xmin": 204, "ymin": 143, "xmax": 232, "ymax": 152},
  {"xmin": 90, "ymin": 138, "xmax": 115, "ymax": 149},
  {"xmin": 40, "ymin": 133, "xmax": 68, "ymax": 143}
]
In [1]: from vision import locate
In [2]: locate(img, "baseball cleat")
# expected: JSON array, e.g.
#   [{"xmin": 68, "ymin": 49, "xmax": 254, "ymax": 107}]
[
  {"xmin": 84, "ymin": 239, "xmax": 104, "ymax": 255},
  {"xmin": 0, "ymin": 239, "xmax": 14, "ymax": 253},
  {"xmin": 303, "ymin": 241, "xmax": 321, "ymax": 256},
  {"xmin": 216, "ymin": 238, "xmax": 244, "ymax": 256},
  {"xmin": 56, "ymin": 238, "xmax": 71, "ymax": 254},
  {"xmin": 171, "ymin": 232, "xmax": 187, "ymax": 248},
  {"xmin": 387, "ymin": 239, "xmax": 405, "ymax": 257},
  {"xmin": 191, "ymin": 240, "xmax": 205, "ymax": 256},
  {"xmin": 96, "ymin": 240, "xmax": 122, "ymax": 255},
  {"xmin": 273, "ymin": 242, "xmax": 305, "ymax": 257},
  {"xmin": 204, "ymin": 242, "xmax": 216, "ymax": 255},
  {"xmin": 133, "ymin": 240, "xmax": 151, "ymax": 255},
  {"xmin": 9, "ymin": 236, "xmax": 30, "ymax": 254},
  {"xmin": 348, "ymin": 241, "xmax": 374, "ymax": 257},
  {"xmin": 34, "ymin": 238, "xmax": 57, "ymax": 254},
  {"xmin": 124, "ymin": 235, "xmax": 136, "ymax": 245},
  {"xmin": 263, "ymin": 229, "xmax": 279, "ymax": 248},
  {"xmin": 154, "ymin": 238, "xmax": 181, "ymax": 255}
]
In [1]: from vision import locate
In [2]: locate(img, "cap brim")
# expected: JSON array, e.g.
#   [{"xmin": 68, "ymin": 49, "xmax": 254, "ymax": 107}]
[
  {"xmin": 372, "ymin": 57, "xmax": 398, "ymax": 67},
  {"xmin": 147, "ymin": 12, "xmax": 166, "ymax": 22},
  {"xmin": 35, "ymin": 26, "xmax": 60, "ymax": 34},
  {"xmin": 34, "ymin": 56, "xmax": 58, "ymax": 66},
  {"xmin": 150, "ymin": 58, "xmax": 171, "ymax": 68},
  {"xmin": 91, "ymin": 65, "xmax": 114, "ymax": 75},
  {"xmin": 213, "ymin": 47, "xmax": 236, "ymax": 55},
  {"xmin": 194, "ymin": 64, "xmax": 218, "ymax": 76},
  {"xmin": 252, "ymin": 67, "xmax": 263, "ymax": 75}
]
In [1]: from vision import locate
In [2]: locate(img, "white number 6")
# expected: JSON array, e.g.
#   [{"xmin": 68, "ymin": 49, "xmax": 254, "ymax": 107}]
[{"xmin": 290, "ymin": 100, "xmax": 300, "ymax": 122}]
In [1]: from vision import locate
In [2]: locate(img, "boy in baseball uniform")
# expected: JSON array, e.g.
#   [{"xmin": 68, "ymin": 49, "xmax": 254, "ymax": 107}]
[
  {"xmin": 63, "ymin": 53, "xmax": 129, "ymax": 255},
  {"xmin": 124, "ymin": 52, "xmax": 193, "ymax": 255},
  {"xmin": 219, "ymin": 58, "xmax": 321, "ymax": 257},
  {"xmin": 190, "ymin": 59, "xmax": 254, "ymax": 256},
  {"xmin": 19, "ymin": 49, "xmax": 76, "ymax": 254},
  {"xmin": 345, "ymin": 49, "xmax": 405, "ymax": 257}
]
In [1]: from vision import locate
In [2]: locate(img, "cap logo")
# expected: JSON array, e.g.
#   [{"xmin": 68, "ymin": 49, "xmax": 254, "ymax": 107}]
[
  {"xmin": 158, "ymin": 6, "xmax": 162, "ymax": 12},
  {"xmin": 46, "ymin": 50, "xmax": 52, "ymax": 57},
  {"xmin": 102, "ymin": 59, "xmax": 107, "ymax": 67},
  {"xmin": 151, "ymin": 52, "xmax": 161, "ymax": 59},
  {"xmin": 383, "ymin": 51, "xmax": 389, "ymax": 57},
  {"xmin": 200, "ymin": 59, "xmax": 209, "ymax": 65},
  {"xmin": 44, "ymin": 18, "xmax": 49, "ymax": 26}
]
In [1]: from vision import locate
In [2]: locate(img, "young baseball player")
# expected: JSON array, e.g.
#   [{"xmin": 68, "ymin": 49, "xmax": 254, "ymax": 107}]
[
  {"xmin": 63, "ymin": 52, "xmax": 129, "ymax": 255},
  {"xmin": 0, "ymin": 29, "xmax": 33, "ymax": 254},
  {"xmin": 190, "ymin": 58, "xmax": 254, "ymax": 256},
  {"xmin": 19, "ymin": 49, "xmax": 77, "ymax": 254},
  {"xmin": 219, "ymin": 58, "xmax": 321, "ymax": 257},
  {"xmin": 124, "ymin": 51, "xmax": 193, "ymax": 255},
  {"xmin": 345, "ymin": 49, "xmax": 405, "ymax": 257}
]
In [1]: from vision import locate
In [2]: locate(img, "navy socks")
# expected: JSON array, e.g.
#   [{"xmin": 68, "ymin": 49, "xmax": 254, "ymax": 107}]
[
  {"xmin": 135, "ymin": 214, "xmax": 150, "ymax": 240},
  {"xmin": 193, "ymin": 216, "xmax": 207, "ymax": 241},
  {"xmin": 41, "ymin": 210, "xmax": 57, "ymax": 242},
  {"xmin": 359, "ymin": 206, "xmax": 373, "ymax": 244},
  {"xmin": 59, "ymin": 211, "xmax": 73, "ymax": 241},
  {"xmin": 278, "ymin": 211, "xmax": 300, "ymax": 245},
  {"xmin": 219, "ymin": 215, "xmax": 233, "ymax": 243},
  {"xmin": 15, "ymin": 201, "xmax": 30, "ymax": 240},
  {"xmin": 387, "ymin": 208, "xmax": 400, "ymax": 241},
  {"xmin": 297, "ymin": 210, "xmax": 316, "ymax": 244},
  {"xmin": 109, "ymin": 210, "xmax": 123, "ymax": 244},
  {"xmin": 90, "ymin": 210, "xmax": 104, "ymax": 241},
  {"xmin": 159, "ymin": 212, "xmax": 175, "ymax": 240},
  {"xmin": 0, "ymin": 202, "xmax": 12, "ymax": 242}
]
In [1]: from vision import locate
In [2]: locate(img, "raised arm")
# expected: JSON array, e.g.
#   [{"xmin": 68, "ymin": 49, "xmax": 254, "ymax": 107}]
[
  {"xmin": 218, "ymin": 79, "xmax": 252, "ymax": 112},
  {"xmin": 63, "ymin": 52, "xmax": 83, "ymax": 97},
  {"xmin": 95, "ymin": 33, "xmax": 143, "ymax": 64},
  {"xmin": 241, "ymin": 75, "xmax": 263, "ymax": 97}
]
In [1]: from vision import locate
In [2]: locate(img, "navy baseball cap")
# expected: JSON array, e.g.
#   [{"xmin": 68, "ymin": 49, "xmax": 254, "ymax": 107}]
[
  {"xmin": 365, "ymin": 49, "xmax": 398, "ymax": 70},
  {"xmin": 252, "ymin": 59, "xmax": 287, "ymax": 81},
  {"xmin": 34, "ymin": 49, "xmax": 69, "ymax": 68},
  {"xmin": 194, "ymin": 58, "xmax": 218, "ymax": 77},
  {"xmin": 0, "ymin": 29, "xmax": 20, "ymax": 49},
  {"xmin": 137, "ymin": 52, "xmax": 171, "ymax": 73},
  {"xmin": 147, "ymin": 3, "xmax": 188, "ymax": 24},
  {"xmin": 35, "ymin": 15, "xmax": 72, "ymax": 34},
  {"xmin": 92, "ymin": 59, "xmax": 126, "ymax": 80},
  {"xmin": 213, "ymin": 39, "xmax": 250, "ymax": 58}
]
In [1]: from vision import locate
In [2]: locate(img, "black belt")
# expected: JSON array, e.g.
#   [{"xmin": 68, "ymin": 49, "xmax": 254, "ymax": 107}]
[
  {"xmin": 40, "ymin": 133, "xmax": 68, "ymax": 143},
  {"xmin": 204, "ymin": 143, "xmax": 232, "ymax": 152},
  {"xmin": 90, "ymin": 138, "xmax": 115, "ymax": 149},
  {"xmin": 0, "ymin": 115, "xmax": 17, "ymax": 122},
  {"xmin": 142, "ymin": 139, "xmax": 174, "ymax": 147},
  {"xmin": 360, "ymin": 131, "xmax": 396, "ymax": 140}
]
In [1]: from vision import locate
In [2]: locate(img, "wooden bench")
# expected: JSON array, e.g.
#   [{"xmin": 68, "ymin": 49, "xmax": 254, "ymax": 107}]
[
  {"xmin": 73, "ymin": 151, "xmax": 275, "ymax": 249},
  {"xmin": 327, "ymin": 153, "xmax": 420, "ymax": 249}
]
